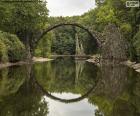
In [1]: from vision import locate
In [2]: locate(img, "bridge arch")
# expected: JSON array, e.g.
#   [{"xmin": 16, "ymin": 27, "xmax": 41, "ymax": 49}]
[{"xmin": 34, "ymin": 23, "xmax": 101, "ymax": 51}]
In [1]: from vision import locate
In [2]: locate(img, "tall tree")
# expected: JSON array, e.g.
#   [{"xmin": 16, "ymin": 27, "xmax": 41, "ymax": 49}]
[{"xmin": 0, "ymin": 0, "xmax": 49, "ymax": 60}]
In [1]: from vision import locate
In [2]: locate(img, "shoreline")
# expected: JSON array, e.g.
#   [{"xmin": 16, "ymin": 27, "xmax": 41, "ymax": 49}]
[
  {"xmin": 87, "ymin": 57, "xmax": 140, "ymax": 73},
  {"xmin": 0, "ymin": 61, "xmax": 27, "ymax": 69},
  {"xmin": 0, "ymin": 57, "xmax": 53, "ymax": 69},
  {"xmin": 32, "ymin": 57, "xmax": 53, "ymax": 62},
  {"xmin": 1, "ymin": 56, "xmax": 140, "ymax": 74}
]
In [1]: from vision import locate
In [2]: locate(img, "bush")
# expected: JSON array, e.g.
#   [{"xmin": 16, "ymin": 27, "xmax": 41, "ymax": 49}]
[
  {"xmin": 120, "ymin": 23, "xmax": 132, "ymax": 33},
  {"xmin": 0, "ymin": 39, "xmax": 8, "ymax": 63},
  {"xmin": 0, "ymin": 31, "xmax": 26, "ymax": 62}
]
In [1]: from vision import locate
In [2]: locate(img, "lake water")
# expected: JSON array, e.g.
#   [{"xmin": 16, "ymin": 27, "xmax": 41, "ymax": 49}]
[{"xmin": 0, "ymin": 57, "xmax": 140, "ymax": 116}]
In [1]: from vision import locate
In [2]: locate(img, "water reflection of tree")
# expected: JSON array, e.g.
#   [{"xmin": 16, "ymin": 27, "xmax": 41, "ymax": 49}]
[
  {"xmin": 98, "ymin": 63, "xmax": 128, "ymax": 99},
  {"xmin": 0, "ymin": 65, "xmax": 49, "ymax": 116},
  {"xmin": 35, "ymin": 57, "xmax": 98, "ymax": 95},
  {"xmin": 88, "ymin": 62, "xmax": 140, "ymax": 116},
  {"xmin": 75, "ymin": 60, "xmax": 85, "ymax": 83},
  {"xmin": 0, "ymin": 66, "xmax": 26, "ymax": 97},
  {"xmin": 1, "ymin": 59, "xmax": 139, "ymax": 116}
]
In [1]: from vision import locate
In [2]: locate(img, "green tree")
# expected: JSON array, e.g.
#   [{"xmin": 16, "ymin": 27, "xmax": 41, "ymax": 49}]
[{"xmin": 0, "ymin": 1, "xmax": 49, "ymax": 60}]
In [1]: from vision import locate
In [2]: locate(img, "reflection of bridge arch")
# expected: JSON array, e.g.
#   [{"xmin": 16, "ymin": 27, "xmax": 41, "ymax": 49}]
[
  {"xmin": 34, "ymin": 77, "xmax": 99, "ymax": 103},
  {"xmin": 34, "ymin": 23, "xmax": 101, "ymax": 49}
]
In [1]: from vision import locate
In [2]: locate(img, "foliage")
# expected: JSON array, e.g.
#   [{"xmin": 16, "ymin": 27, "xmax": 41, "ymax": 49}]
[
  {"xmin": 0, "ymin": 0, "xmax": 140, "ymax": 60},
  {"xmin": 77, "ymin": 0, "xmax": 140, "ymax": 60},
  {"xmin": 0, "ymin": 39, "xmax": 8, "ymax": 63},
  {"xmin": 0, "ymin": 1, "xmax": 48, "ymax": 34},
  {"xmin": 120, "ymin": 23, "xmax": 132, "ymax": 38},
  {"xmin": 35, "ymin": 32, "xmax": 53, "ymax": 57},
  {"xmin": 35, "ymin": 16, "xmax": 98, "ymax": 56},
  {"xmin": 0, "ymin": 31, "xmax": 26, "ymax": 62},
  {"xmin": 51, "ymin": 26, "xmax": 76, "ymax": 55},
  {"xmin": 0, "ymin": 1, "xmax": 49, "ymax": 60},
  {"xmin": 96, "ymin": 5, "xmax": 117, "ymax": 25}
]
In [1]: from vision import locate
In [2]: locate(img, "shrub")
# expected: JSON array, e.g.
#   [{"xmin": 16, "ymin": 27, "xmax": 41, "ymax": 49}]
[
  {"xmin": 0, "ymin": 39, "xmax": 8, "ymax": 63},
  {"xmin": 120, "ymin": 23, "xmax": 132, "ymax": 38},
  {"xmin": 0, "ymin": 31, "xmax": 26, "ymax": 62}
]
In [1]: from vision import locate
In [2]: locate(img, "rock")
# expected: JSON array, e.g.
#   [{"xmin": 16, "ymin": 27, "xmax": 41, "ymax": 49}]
[
  {"xmin": 32, "ymin": 57, "xmax": 53, "ymax": 62},
  {"xmin": 123, "ymin": 60, "xmax": 140, "ymax": 73},
  {"xmin": 102, "ymin": 24, "xmax": 129, "ymax": 61},
  {"xmin": 136, "ymin": 69, "xmax": 140, "ymax": 73},
  {"xmin": 132, "ymin": 64, "xmax": 140, "ymax": 70},
  {"xmin": 86, "ymin": 54, "xmax": 100, "ymax": 66}
]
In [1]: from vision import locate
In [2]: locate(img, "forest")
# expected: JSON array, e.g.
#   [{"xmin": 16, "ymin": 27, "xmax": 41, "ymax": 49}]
[
  {"xmin": 0, "ymin": 1, "xmax": 140, "ymax": 116},
  {"xmin": 0, "ymin": 0, "xmax": 140, "ymax": 62}
]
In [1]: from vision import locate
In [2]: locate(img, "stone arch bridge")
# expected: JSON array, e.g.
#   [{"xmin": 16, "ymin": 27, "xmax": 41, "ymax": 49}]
[
  {"xmin": 32, "ymin": 23, "xmax": 102, "ymax": 51},
  {"xmin": 28, "ymin": 23, "xmax": 128, "ymax": 62}
]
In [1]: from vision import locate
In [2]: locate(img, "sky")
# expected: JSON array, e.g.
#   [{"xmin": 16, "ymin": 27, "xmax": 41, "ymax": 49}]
[{"xmin": 47, "ymin": 0, "xmax": 96, "ymax": 17}]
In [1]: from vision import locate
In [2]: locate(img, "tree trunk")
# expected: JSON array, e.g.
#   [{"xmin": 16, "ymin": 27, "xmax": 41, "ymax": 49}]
[
  {"xmin": 26, "ymin": 43, "xmax": 32, "ymax": 62},
  {"xmin": 25, "ymin": 34, "xmax": 33, "ymax": 62}
]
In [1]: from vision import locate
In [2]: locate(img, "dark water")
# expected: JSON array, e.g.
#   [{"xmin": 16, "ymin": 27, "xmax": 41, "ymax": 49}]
[{"xmin": 0, "ymin": 57, "xmax": 140, "ymax": 116}]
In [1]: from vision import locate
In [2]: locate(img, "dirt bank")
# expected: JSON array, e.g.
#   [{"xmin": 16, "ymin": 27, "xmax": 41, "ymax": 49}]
[
  {"xmin": 0, "ymin": 61, "xmax": 27, "ymax": 69},
  {"xmin": 0, "ymin": 57, "xmax": 53, "ymax": 69},
  {"xmin": 32, "ymin": 57, "xmax": 53, "ymax": 62}
]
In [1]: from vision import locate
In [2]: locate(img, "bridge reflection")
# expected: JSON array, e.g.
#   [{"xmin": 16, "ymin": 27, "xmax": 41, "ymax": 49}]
[{"xmin": 34, "ymin": 76, "xmax": 98, "ymax": 103}]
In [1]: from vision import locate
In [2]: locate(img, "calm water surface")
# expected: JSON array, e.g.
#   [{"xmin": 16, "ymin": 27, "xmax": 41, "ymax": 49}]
[{"xmin": 0, "ymin": 57, "xmax": 140, "ymax": 116}]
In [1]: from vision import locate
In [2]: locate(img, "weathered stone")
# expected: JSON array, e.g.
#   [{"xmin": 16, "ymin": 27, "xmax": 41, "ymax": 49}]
[{"xmin": 102, "ymin": 24, "xmax": 129, "ymax": 61}]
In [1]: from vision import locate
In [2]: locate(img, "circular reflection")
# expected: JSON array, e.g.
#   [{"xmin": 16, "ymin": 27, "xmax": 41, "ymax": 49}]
[{"xmin": 34, "ymin": 76, "xmax": 99, "ymax": 103}]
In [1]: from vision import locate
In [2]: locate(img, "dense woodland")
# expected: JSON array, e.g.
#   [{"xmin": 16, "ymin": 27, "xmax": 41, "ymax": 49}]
[
  {"xmin": 0, "ymin": 1, "xmax": 140, "ymax": 115},
  {"xmin": 0, "ymin": 0, "xmax": 140, "ymax": 62}
]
